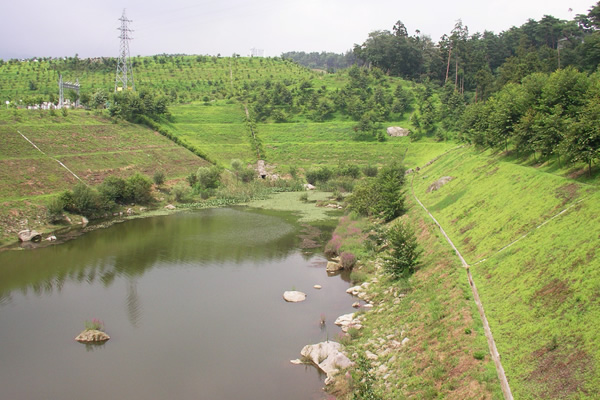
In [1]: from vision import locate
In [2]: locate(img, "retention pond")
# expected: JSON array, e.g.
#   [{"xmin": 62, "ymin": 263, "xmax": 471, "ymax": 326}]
[{"xmin": 0, "ymin": 207, "xmax": 355, "ymax": 399}]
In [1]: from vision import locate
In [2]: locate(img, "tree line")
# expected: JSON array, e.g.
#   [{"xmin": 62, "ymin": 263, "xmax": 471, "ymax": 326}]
[{"xmin": 352, "ymin": 2, "xmax": 600, "ymax": 97}]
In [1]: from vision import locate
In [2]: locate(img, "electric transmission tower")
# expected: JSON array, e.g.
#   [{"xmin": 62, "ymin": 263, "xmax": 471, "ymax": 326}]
[{"xmin": 114, "ymin": 9, "xmax": 135, "ymax": 92}]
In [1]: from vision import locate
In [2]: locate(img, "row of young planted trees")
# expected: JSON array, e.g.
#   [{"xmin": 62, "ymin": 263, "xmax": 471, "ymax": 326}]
[{"xmin": 458, "ymin": 66, "xmax": 600, "ymax": 174}]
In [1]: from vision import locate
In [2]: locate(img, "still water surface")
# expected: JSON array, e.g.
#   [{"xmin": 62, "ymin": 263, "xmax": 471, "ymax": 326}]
[{"xmin": 0, "ymin": 208, "xmax": 355, "ymax": 400}]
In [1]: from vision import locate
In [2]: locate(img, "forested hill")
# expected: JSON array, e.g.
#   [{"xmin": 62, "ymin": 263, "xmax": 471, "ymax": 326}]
[{"xmin": 352, "ymin": 2, "xmax": 600, "ymax": 95}]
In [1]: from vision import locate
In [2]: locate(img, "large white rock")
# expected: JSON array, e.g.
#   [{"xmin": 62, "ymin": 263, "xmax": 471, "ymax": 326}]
[
  {"xmin": 346, "ymin": 286, "xmax": 362, "ymax": 296},
  {"xmin": 75, "ymin": 329, "xmax": 110, "ymax": 343},
  {"xmin": 18, "ymin": 229, "xmax": 42, "ymax": 242},
  {"xmin": 326, "ymin": 261, "xmax": 343, "ymax": 272},
  {"xmin": 335, "ymin": 313, "xmax": 363, "ymax": 332},
  {"xmin": 299, "ymin": 341, "xmax": 353, "ymax": 384},
  {"xmin": 386, "ymin": 126, "xmax": 411, "ymax": 137},
  {"xmin": 283, "ymin": 291, "xmax": 307, "ymax": 302}
]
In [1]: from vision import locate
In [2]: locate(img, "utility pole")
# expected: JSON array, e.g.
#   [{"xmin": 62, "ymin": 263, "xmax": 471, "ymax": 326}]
[{"xmin": 115, "ymin": 9, "xmax": 135, "ymax": 92}]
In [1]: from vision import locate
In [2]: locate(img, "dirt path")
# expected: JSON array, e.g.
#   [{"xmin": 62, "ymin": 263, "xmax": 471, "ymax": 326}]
[{"xmin": 410, "ymin": 173, "xmax": 514, "ymax": 400}]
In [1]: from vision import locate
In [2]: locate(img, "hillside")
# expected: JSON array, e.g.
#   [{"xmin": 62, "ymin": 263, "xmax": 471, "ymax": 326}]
[
  {"xmin": 0, "ymin": 56, "xmax": 318, "ymax": 104},
  {"xmin": 166, "ymin": 101, "xmax": 456, "ymax": 171},
  {"xmin": 0, "ymin": 110, "xmax": 209, "ymax": 244},
  {"xmin": 409, "ymin": 147, "xmax": 600, "ymax": 398}
]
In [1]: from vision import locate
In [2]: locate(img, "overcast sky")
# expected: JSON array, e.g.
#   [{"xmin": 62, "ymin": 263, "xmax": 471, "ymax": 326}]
[{"xmin": 0, "ymin": 0, "xmax": 595, "ymax": 60}]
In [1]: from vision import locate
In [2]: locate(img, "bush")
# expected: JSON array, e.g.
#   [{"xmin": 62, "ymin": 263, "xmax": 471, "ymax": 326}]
[
  {"xmin": 125, "ymin": 173, "xmax": 153, "ymax": 204},
  {"xmin": 384, "ymin": 221, "xmax": 421, "ymax": 279},
  {"xmin": 153, "ymin": 170, "xmax": 166, "ymax": 186},
  {"xmin": 336, "ymin": 163, "xmax": 361, "ymax": 178},
  {"xmin": 340, "ymin": 251, "xmax": 356, "ymax": 270},
  {"xmin": 320, "ymin": 177, "xmax": 355, "ymax": 193},
  {"xmin": 305, "ymin": 166, "xmax": 332, "ymax": 185},
  {"xmin": 196, "ymin": 165, "xmax": 222, "ymax": 189},
  {"xmin": 172, "ymin": 182, "xmax": 193, "ymax": 203},
  {"xmin": 324, "ymin": 233, "xmax": 342, "ymax": 257},
  {"xmin": 186, "ymin": 172, "xmax": 198, "ymax": 187},
  {"xmin": 362, "ymin": 164, "xmax": 378, "ymax": 177},
  {"xmin": 63, "ymin": 183, "xmax": 103, "ymax": 217},
  {"xmin": 238, "ymin": 167, "xmax": 256, "ymax": 183},
  {"xmin": 46, "ymin": 197, "xmax": 65, "ymax": 223},
  {"xmin": 98, "ymin": 176, "xmax": 127, "ymax": 204}
]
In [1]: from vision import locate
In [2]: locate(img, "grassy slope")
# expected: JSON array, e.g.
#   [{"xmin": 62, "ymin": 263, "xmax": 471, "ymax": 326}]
[
  {"xmin": 337, "ymin": 202, "xmax": 503, "ymax": 399},
  {"xmin": 0, "ymin": 109, "xmax": 209, "ymax": 244},
  {"xmin": 411, "ymin": 147, "xmax": 600, "ymax": 399},
  {"xmin": 167, "ymin": 101, "xmax": 456, "ymax": 171}
]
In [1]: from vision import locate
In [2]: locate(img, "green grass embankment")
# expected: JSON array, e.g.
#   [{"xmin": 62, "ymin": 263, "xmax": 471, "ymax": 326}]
[
  {"xmin": 333, "ymin": 198, "xmax": 502, "ymax": 399},
  {"xmin": 411, "ymin": 146, "xmax": 600, "ymax": 399}
]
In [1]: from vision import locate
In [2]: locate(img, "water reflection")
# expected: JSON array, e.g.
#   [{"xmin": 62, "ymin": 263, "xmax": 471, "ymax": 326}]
[{"xmin": 0, "ymin": 208, "xmax": 299, "ymax": 300}]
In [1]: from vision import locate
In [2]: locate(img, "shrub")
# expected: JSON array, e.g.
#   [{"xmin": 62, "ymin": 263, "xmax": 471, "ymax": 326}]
[
  {"xmin": 172, "ymin": 182, "xmax": 193, "ymax": 203},
  {"xmin": 46, "ymin": 197, "xmax": 65, "ymax": 223},
  {"xmin": 196, "ymin": 165, "xmax": 222, "ymax": 189},
  {"xmin": 305, "ymin": 166, "xmax": 332, "ymax": 185},
  {"xmin": 336, "ymin": 163, "xmax": 361, "ymax": 178},
  {"xmin": 473, "ymin": 351, "xmax": 486, "ymax": 360},
  {"xmin": 186, "ymin": 172, "xmax": 198, "ymax": 187},
  {"xmin": 288, "ymin": 165, "xmax": 298, "ymax": 179},
  {"xmin": 238, "ymin": 167, "xmax": 256, "ymax": 183},
  {"xmin": 320, "ymin": 177, "xmax": 355, "ymax": 193},
  {"xmin": 63, "ymin": 183, "xmax": 103, "ymax": 217},
  {"xmin": 384, "ymin": 221, "xmax": 421, "ymax": 279},
  {"xmin": 324, "ymin": 233, "xmax": 342, "ymax": 257},
  {"xmin": 98, "ymin": 176, "xmax": 127, "ymax": 204},
  {"xmin": 153, "ymin": 170, "xmax": 166, "ymax": 186},
  {"xmin": 125, "ymin": 173, "xmax": 153, "ymax": 204},
  {"xmin": 362, "ymin": 164, "xmax": 378, "ymax": 177},
  {"xmin": 340, "ymin": 251, "xmax": 356, "ymax": 270}
]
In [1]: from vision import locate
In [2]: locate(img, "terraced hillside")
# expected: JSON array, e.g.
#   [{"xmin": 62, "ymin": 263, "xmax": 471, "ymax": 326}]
[
  {"xmin": 167, "ymin": 101, "xmax": 456, "ymax": 171},
  {"xmin": 0, "ymin": 110, "xmax": 209, "ymax": 243},
  {"xmin": 411, "ymin": 147, "xmax": 600, "ymax": 399}
]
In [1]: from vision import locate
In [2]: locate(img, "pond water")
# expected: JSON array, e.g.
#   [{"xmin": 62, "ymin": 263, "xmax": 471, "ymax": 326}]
[{"xmin": 0, "ymin": 208, "xmax": 356, "ymax": 400}]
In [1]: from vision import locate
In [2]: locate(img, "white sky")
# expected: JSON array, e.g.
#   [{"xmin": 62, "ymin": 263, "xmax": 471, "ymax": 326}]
[{"xmin": 0, "ymin": 0, "xmax": 595, "ymax": 59}]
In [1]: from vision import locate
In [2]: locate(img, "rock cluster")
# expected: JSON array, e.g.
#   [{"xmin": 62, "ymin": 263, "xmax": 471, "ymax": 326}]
[
  {"xmin": 335, "ymin": 313, "xmax": 363, "ymax": 332},
  {"xmin": 426, "ymin": 176, "xmax": 454, "ymax": 193},
  {"xmin": 386, "ymin": 127, "xmax": 411, "ymax": 137},
  {"xmin": 293, "ymin": 341, "xmax": 354, "ymax": 385}
]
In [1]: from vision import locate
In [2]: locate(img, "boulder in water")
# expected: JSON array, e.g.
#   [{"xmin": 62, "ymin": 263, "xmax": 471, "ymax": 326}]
[
  {"xmin": 283, "ymin": 291, "xmax": 307, "ymax": 302},
  {"xmin": 75, "ymin": 329, "xmax": 110, "ymax": 343}
]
